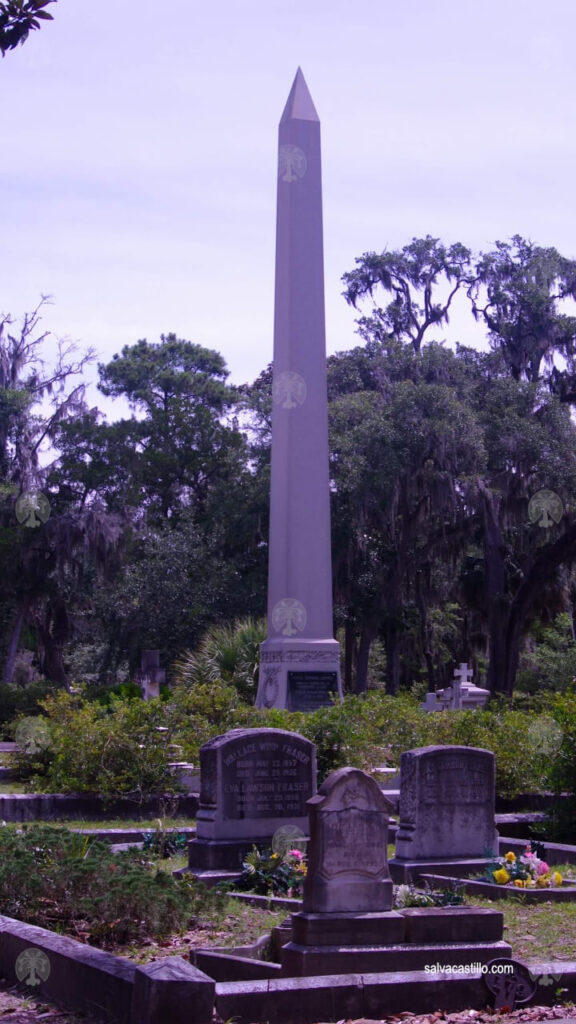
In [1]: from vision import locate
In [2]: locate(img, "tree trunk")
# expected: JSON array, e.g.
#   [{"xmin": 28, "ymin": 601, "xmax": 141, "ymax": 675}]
[
  {"xmin": 479, "ymin": 484, "xmax": 509, "ymax": 695},
  {"xmin": 34, "ymin": 600, "xmax": 71, "ymax": 689},
  {"xmin": 384, "ymin": 616, "xmax": 400, "ymax": 695},
  {"xmin": 3, "ymin": 599, "xmax": 28, "ymax": 684},
  {"xmin": 416, "ymin": 570, "xmax": 435, "ymax": 691},
  {"xmin": 355, "ymin": 626, "xmax": 372, "ymax": 694},
  {"xmin": 502, "ymin": 522, "xmax": 576, "ymax": 696},
  {"xmin": 344, "ymin": 620, "xmax": 355, "ymax": 693}
]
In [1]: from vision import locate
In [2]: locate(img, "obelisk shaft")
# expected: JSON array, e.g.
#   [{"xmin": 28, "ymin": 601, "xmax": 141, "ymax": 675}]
[{"xmin": 256, "ymin": 69, "xmax": 341, "ymax": 711}]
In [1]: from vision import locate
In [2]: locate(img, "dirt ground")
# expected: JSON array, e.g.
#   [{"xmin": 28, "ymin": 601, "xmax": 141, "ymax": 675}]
[{"xmin": 0, "ymin": 985, "xmax": 97, "ymax": 1022}]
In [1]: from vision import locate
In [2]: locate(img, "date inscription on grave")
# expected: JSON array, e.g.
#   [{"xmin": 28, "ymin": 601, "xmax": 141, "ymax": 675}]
[
  {"xmin": 222, "ymin": 737, "xmax": 313, "ymax": 820},
  {"xmin": 288, "ymin": 671, "xmax": 337, "ymax": 711}
]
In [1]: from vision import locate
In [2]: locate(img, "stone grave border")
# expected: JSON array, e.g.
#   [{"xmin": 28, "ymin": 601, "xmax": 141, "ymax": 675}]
[
  {"xmin": 0, "ymin": 792, "xmax": 199, "ymax": 822},
  {"xmin": 1, "ymin": 914, "xmax": 576, "ymax": 1024},
  {"xmin": 421, "ymin": 873, "xmax": 576, "ymax": 902}
]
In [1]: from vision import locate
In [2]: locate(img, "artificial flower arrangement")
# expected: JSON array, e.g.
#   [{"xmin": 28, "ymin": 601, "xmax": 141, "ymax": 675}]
[
  {"xmin": 235, "ymin": 845, "xmax": 307, "ymax": 897},
  {"xmin": 487, "ymin": 844, "xmax": 562, "ymax": 888}
]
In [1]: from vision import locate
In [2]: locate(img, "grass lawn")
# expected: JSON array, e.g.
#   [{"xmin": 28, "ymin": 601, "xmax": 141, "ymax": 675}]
[
  {"xmin": 0, "ymin": 779, "xmax": 28, "ymax": 793},
  {"xmin": 471, "ymin": 891, "xmax": 576, "ymax": 962},
  {"xmin": 0, "ymin": 816, "xmax": 195, "ymax": 830}
]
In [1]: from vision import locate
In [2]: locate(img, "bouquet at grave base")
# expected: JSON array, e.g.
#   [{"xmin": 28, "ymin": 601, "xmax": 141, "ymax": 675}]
[
  {"xmin": 486, "ymin": 844, "xmax": 562, "ymax": 888},
  {"xmin": 393, "ymin": 882, "xmax": 464, "ymax": 909},
  {"xmin": 235, "ymin": 845, "xmax": 307, "ymax": 897}
]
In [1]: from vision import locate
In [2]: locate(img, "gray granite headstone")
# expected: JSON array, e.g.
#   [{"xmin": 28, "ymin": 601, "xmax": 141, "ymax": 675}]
[
  {"xmin": 395, "ymin": 745, "xmax": 499, "ymax": 859},
  {"xmin": 196, "ymin": 728, "xmax": 316, "ymax": 841},
  {"xmin": 303, "ymin": 766, "xmax": 394, "ymax": 913}
]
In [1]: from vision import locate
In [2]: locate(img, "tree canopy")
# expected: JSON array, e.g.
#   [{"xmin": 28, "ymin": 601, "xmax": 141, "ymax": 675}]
[{"xmin": 4, "ymin": 236, "xmax": 576, "ymax": 698}]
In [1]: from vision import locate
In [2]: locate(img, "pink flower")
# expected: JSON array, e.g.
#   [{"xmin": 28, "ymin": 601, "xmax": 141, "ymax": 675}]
[
  {"xmin": 538, "ymin": 861, "xmax": 550, "ymax": 875},
  {"xmin": 289, "ymin": 849, "xmax": 303, "ymax": 860}
]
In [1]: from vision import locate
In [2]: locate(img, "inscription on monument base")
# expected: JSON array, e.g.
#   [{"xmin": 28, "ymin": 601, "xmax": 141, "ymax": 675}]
[{"xmin": 288, "ymin": 670, "xmax": 337, "ymax": 711}]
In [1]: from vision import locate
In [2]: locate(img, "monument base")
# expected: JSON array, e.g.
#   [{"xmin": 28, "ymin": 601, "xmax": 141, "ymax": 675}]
[
  {"xmin": 256, "ymin": 638, "xmax": 342, "ymax": 710},
  {"xmin": 281, "ymin": 907, "xmax": 511, "ymax": 977},
  {"xmin": 389, "ymin": 856, "xmax": 497, "ymax": 884},
  {"xmin": 187, "ymin": 837, "xmax": 262, "ymax": 873}
]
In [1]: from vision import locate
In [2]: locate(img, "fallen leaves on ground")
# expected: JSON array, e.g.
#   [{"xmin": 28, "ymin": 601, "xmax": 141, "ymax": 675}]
[
  {"xmin": 338, "ymin": 1008, "xmax": 576, "ymax": 1024},
  {"xmin": 0, "ymin": 986, "xmax": 97, "ymax": 1023}
]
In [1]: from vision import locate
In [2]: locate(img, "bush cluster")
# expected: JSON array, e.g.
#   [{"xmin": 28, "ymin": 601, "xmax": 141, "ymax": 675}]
[
  {"xmin": 9, "ymin": 682, "xmax": 571, "ymax": 800},
  {"xmin": 0, "ymin": 825, "xmax": 225, "ymax": 947}
]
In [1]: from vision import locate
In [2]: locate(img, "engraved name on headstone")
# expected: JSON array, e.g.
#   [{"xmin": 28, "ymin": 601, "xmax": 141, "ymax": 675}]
[{"xmin": 197, "ymin": 728, "xmax": 316, "ymax": 841}]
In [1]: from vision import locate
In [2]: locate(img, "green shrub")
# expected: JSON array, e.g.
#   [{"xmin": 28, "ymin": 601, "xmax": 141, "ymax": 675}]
[
  {"xmin": 550, "ymin": 690, "xmax": 576, "ymax": 797},
  {"xmin": 517, "ymin": 614, "xmax": 576, "ymax": 694},
  {"xmin": 174, "ymin": 617, "xmax": 266, "ymax": 702},
  {"xmin": 0, "ymin": 682, "xmax": 56, "ymax": 737},
  {"xmin": 17, "ymin": 692, "xmax": 179, "ymax": 801},
  {"xmin": 0, "ymin": 824, "xmax": 224, "ymax": 946}
]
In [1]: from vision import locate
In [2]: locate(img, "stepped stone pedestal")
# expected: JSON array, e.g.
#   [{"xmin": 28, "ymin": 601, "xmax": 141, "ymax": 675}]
[{"xmin": 280, "ymin": 766, "xmax": 511, "ymax": 977}]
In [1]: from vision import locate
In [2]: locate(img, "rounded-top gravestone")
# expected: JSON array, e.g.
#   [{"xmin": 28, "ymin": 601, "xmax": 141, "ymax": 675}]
[
  {"xmin": 196, "ymin": 727, "xmax": 316, "ymax": 841},
  {"xmin": 303, "ymin": 766, "xmax": 394, "ymax": 913}
]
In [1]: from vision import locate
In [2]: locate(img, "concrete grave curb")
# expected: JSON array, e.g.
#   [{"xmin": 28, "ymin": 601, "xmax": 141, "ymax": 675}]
[
  {"xmin": 0, "ymin": 792, "xmax": 199, "ymax": 822},
  {"xmin": 0, "ymin": 915, "xmax": 215, "ymax": 1024},
  {"xmin": 1, "ymin": 913, "xmax": 576, "ymax": 1023},
  {"xmin": 215, "ymin": 962, "xmax": 576, "ymax": 1023}
]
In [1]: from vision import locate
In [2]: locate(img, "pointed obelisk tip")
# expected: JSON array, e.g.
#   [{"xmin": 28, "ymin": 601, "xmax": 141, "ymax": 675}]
[{"xmin": 280, "ymin": 67, "xmax": 319, "ymax": 123}]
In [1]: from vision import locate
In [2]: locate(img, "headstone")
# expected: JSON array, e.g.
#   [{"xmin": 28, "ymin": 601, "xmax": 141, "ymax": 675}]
[
  {"xmin": 303, "ymin": 766, "xmax": 394, "ymax": 913},
  {"xmin": 421, "ymin": 691, "xmax": 440, "ymax": 712},
  {"xmin": 389, "ymin": 745, "xmax": 499, "ymax": 882},
  {"xmin": 187, "ymin": 728, "xmax": 316, "ymax": 877},
  {"xmin": 281, "ymin": 765, "xmax": 510, "ymax": 977},
  {"xmin": 435, "ymin": 662, "xmax": 490, "ymax": 710},
  {"xmin": 137, "ymin": 650, "xmax": 166, "ymax": 700},
  {"xmin": 256, "ymin": 68, "xmax": 342, "ymax": 711}
]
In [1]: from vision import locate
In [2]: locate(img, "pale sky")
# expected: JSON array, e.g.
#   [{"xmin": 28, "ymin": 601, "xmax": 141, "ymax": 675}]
[{"xmin": 2, "ymin": 0, "xmax": 576, "ymax": 411}]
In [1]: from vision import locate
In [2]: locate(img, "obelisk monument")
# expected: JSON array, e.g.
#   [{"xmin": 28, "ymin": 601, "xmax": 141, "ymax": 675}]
[{"xmin": 256, "ymin": 69, "xmax": 342, "ymax": 711}]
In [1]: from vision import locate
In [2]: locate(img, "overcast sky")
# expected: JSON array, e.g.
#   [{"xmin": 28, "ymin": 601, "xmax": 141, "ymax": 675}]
[{"xmin": 3, "ymin": 0, "xmax": 576, "ymax": 411}]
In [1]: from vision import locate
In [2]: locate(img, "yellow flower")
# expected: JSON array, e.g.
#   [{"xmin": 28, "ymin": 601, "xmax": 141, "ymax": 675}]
[
  {"xmin": 493, "ymin": 868, "xmax": 510, "ymax": 884},
  {"xmin": 505, "ymin": 852, "xmax": 516, "ymax": 863},
  {"xmin": 514, "ymin": 879, "xmax": 524, "ymax": 888},
  {"xmin": 536, "ymin": 874, "xmax": 550, "ymax": 887},
  {"xmin": 525, "ymin": 878, "xmax": 536, "ymax": 888},
  {"xmin": 551, "ymin": 872, "xmax": 563, "ymax": 886}
]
